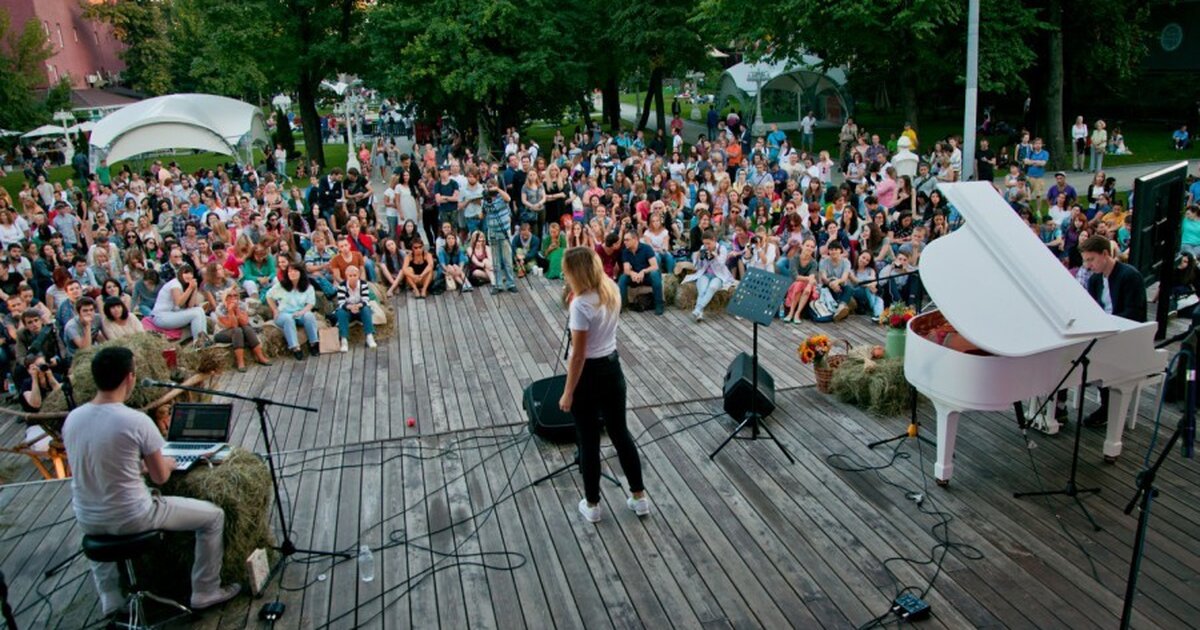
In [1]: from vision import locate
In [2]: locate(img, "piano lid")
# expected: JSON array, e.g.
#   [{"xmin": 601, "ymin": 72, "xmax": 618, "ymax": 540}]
[{"xmin": 921, "ymin": 182, "xmax": 1118, "ymax": 357}]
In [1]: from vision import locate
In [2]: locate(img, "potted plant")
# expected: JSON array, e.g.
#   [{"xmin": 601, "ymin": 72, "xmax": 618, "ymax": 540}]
[{"xmin": 879, "ymin": 303, "xmax": 915, "ymax": 358}]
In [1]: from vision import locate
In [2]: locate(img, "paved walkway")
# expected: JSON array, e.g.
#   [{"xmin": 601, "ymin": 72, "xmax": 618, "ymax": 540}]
[{"xmin": 617, "ymin": 102, "xmax": 1199, "ymax": 192}]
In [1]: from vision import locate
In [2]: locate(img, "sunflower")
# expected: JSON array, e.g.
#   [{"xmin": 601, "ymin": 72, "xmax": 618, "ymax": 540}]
[{"xmin": 801, "ymin": 348, "xmax": 816, "ymax": 364}]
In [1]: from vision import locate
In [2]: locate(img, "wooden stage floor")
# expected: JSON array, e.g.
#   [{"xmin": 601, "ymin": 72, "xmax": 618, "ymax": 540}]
[{"xmin": 0, "ymin": 275, "xmax": 1196, "ymax": 629}]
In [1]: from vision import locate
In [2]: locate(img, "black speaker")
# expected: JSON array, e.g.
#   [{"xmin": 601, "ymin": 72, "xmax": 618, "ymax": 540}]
[
  {"xmin": 523, "ymin": 375, "xmax": 577, "ymax": 443},
  {"xmin": 723, "ymin": 352, "xmax": 775, "ymax": 420}
]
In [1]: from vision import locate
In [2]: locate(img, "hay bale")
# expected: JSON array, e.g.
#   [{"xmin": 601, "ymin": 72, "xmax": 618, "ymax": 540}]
[
  {"xmin": 137, "ymin": 449, "xmax": 275, "ymax": 599},
  {"xmin": 830, "ymin": 354, "xmax": 909, "ymax": 416},
  {"xmin": 675, "ymin": 281, "xmax": 734, "ymax": 312},
  {"xmin": 662, "ymin": 273, "xmax": 678, "ymax": 306},
  {"xmin": 673, "ymin": 261, "xmax": 696, "ymax": 279},
  {"xmin": 180, "ymin": 343, "xmax": 235, "ymax": 374},
  {"xmin": 41, "ymin": 333, "xmax": 173, "ymax": 419}
]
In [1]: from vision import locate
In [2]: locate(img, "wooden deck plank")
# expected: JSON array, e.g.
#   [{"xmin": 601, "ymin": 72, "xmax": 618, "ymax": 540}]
[{"xmin": 1, "ymin": 281, "xmax": 1196, "ymax": 630}]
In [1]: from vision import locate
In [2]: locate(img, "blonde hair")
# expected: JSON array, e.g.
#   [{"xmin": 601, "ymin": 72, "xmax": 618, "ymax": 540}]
[{"xmin": 563, "ymin": 247, "xmax": 619, "ymax": 312}]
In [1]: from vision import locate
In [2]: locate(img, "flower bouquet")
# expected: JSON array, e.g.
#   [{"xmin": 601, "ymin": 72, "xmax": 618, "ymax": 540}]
[
  {"xmin": 798, "ymin": 333, "xmax": 847, "ymax": 393},
  {"xmin": 880, "ymin": 303, "xmax": 915, "ymax": 329},
  {"xmin": 880, "ymin": 303, "xmax": 915, "ymax": 358}
]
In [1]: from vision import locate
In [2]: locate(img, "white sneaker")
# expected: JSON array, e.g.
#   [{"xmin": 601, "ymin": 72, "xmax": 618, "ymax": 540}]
[
  {"xmin": 190, "ymin": 583, "xmax": 241, "ymax": 610},
  {"xmin": 578, "ymin": 499, "xmax": 601, "ymax": 523},
  {"xmin": 627, "ymin": 495, "xmax": 651, "ymax": 516},
  {"xmin": 339, "ymin": 339, "xmax": 349, "ymax": 353},
  {"xmin": 366, "ymin": 334, "xmax": 377, "ymax": 349},
  {"xmin": 692, "ymin": 310, "xmax": 703, "ymax": 322}
]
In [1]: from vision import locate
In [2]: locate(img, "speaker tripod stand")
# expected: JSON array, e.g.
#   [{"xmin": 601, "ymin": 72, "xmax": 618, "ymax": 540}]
[{"xmin": 709, "ymin": 268, "xmax": 794, "ymax": 463}]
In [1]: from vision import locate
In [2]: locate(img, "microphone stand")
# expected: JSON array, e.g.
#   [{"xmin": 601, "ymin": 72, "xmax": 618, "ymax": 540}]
[
  {"xmin": 142, "ymin": 379, "xmax": 354, "ymax": 585},
  {"xmin": 1013, "ymin": 338, "xmax": 1103, "ymax": 532},
  {"xmin": 1119, "ymin": 347, "xmax": 1196, "ymax": 629}
]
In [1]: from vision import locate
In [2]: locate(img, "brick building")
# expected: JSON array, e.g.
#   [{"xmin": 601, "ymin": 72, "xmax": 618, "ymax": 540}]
[{"xmin": 1, "ymin": 0, "xmax": 125, "ymax": 89}]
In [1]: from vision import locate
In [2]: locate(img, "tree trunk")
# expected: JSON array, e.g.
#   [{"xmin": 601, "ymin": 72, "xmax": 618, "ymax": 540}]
[
  {"xmin": 899, "ymin": 77, "xmax": 920, "ymax": 130},
  {"xmin": 1042, "ymin": 0, "xmax": 1066, "ymax": 170},
  {"xmin": 653, "ymin": 78, "xmax": 666, "ymax": 133},
  {"xmin": 578, "ymin": 94, "xmax": 591, "ymax": 127},
  {"xmin": 602, "ymin": 76, "xmax": 621, "ymax": 132},
  {"xmin": 637, "ymin": 66, "xmax": 663, "ymax": 131},
  {"xmin": 297, "ymin": 76, "xmax": 325, "ymax": 168}
]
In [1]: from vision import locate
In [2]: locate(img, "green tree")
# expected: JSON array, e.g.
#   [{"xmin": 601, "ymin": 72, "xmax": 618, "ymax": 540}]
[
  {"xmin": 616, "ymin": 0, "xmax": 708, "ymax": 133},
  {"xmin": 364, "ymin": 0, "xmax": 587, "ymax": 156},
  {"xmin": 694, "ymin": 0, "xmax": 1041, "ymax": 128},
  {"xmin": 84, "ymin": 0, "xmax": 175, "ymax": 95},
  {"xmin": 0, "ymin": 8, "xmax": 56, "ymax": 130}
]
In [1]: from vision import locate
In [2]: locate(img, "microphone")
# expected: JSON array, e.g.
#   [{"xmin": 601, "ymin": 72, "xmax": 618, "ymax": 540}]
[{"xmin": 140, "ymin": 378, "xmax": 176, "ymax": 388}]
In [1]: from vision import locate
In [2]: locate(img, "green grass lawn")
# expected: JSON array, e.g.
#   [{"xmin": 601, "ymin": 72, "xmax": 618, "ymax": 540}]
[
  {"xmin": 3, "ymin": 143, "xmax": 348, "ymax": 200},
  {"xmin": 618, "ymin": 92, "xmax": 1200, "ymax": 169}
]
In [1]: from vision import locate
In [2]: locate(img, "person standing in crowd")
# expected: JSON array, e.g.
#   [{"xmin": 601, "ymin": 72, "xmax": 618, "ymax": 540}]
[
  {"xmin": 63, "ymin": 347, "xmax": 241, "ymax": 618},
  {"xmin": 558, "ymin": 247, "xmax": 648, "ymax": 523},
  {"xmin": 484, "ymin": 178, "xmax": 518, "ymax": 294}
]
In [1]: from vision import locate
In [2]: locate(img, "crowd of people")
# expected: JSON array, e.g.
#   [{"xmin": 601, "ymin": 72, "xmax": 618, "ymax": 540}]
[{"xmin": 2, "ymin": 97, "xmax": 1192, "ymax": 417}]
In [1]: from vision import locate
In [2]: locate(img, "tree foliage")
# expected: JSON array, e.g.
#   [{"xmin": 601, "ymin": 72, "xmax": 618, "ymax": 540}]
[
  {"xmin": 614, "ymin": 0, "xmax": 709, "ymax": 131},
  {"xmin": 0, "ymin": 8, "xmax": 59, "ymax": 130},
  {"xmin": 87, "ymin": 0, "xmax": 360, "ymax": 166},
  {"xmin": 83, "ymin": 0, "xmax": 175, "ymax": 95},
  {"xmin": 695, "ymin": 0, "xmax": 1041, "ymax": 127},
  {"xmin": 364, "ymin": 0, "xmax": 588, "ymax": 153}
]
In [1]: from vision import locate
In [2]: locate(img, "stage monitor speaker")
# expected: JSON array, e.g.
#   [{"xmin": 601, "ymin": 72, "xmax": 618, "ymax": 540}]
[
  {"xmin": 523, "ymin": 375, "xmax": 577, "ymax": 443},
  {"xmin": 723, "ymin": 352, "xmax": 776, "ymax": 420}
]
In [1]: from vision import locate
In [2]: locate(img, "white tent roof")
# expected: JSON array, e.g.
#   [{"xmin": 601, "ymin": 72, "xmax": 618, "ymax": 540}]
[
  {"xmin": 0, "ymin": 129, "xmax": 22, "ymax": 137},
  {"xmin": 721, "ymin": 55, "xmax": 848, "ymax": 98},
  {"xmin": 89, "ymin": 93, "xmax": 268, "ymax": 166},
  {"xmin": 22, "ymin": 124, "xmax": 68, "ymax": 139}
]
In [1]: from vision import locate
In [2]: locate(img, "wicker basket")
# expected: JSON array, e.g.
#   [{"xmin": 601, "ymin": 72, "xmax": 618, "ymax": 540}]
[{"xmin": 814, "ymin": 340, "xmax": 851, "ymax": 393}]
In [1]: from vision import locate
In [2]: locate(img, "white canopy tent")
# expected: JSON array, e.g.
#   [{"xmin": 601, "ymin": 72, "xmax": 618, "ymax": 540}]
[
  {"xmin": 88, "ymin": 93, "xmax": 269, "ymax": 169},
  {"xmin": 21, "ymin": 125, "xmax": 68, "ymax": 139},
  {"xmin": 716, "ymin": 55, "xmax": 852, "ymax": 129},
  {"xmin": 67, "ymin": 121, "xmax": 96, "ymax": 134}
]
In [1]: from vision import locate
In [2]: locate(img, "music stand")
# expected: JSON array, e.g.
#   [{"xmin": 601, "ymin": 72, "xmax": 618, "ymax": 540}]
[{"xmin": 710, "ymin": 268, "xmax": 795, "ymax": 463}]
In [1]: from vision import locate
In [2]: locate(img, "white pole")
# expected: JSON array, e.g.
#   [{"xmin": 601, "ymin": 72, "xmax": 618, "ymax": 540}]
[
  {"xmin": 962, "ymin": 0, "xmax": 979, "ymax": 181},
  {"xmin": 346, "ymin": 99, "xmax": 360, "ymax": 171}
]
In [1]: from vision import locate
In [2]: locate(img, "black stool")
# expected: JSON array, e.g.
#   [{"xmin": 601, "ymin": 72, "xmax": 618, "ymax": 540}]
[{"xmin": 81, "ymin": 531, "xmax": 192, "ymax": 629}]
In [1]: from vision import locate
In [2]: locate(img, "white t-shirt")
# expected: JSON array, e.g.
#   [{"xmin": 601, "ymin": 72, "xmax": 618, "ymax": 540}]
[
  {"xmin": 568, "ymin": 290, "xmax": 619, "ymax": 359},
  {"xmin": 63, "ymin": 402, "xmax": 164, "ymax": 525},
  {"xmin": 153, "ymin": 278, "xmax": 184, "ymax": 314},
  {"xmin": 800, "ymin": 116, "xmax": 817, "ymax": 134}
]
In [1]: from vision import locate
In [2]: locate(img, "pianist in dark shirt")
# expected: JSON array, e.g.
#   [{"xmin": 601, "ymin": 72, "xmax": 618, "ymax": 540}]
[{"xmin": 1079, "ymin": 235, "xmax": 1147, "ymax": 426}]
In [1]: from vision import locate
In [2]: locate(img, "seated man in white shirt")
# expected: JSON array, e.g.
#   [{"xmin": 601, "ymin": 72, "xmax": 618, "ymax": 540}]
[{"xmin": 63, "ymin": 347, "xmax": 241, "ymax": 618}]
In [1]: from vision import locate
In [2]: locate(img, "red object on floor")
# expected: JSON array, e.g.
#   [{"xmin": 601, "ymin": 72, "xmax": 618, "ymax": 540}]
[{"xmin": 406, "ymin": 417, "xmax": 416, "ymax": 428}]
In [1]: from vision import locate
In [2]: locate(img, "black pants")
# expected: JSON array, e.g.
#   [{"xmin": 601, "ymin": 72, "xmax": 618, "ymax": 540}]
[{"xmin": 572, "ymin": 352, "xmax": 644, "ymax": 504}]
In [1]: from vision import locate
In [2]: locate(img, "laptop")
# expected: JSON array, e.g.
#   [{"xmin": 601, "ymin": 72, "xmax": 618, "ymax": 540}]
[{"xmin": 160, "ymin": 403, "xmax": 234, "ymax": 471}]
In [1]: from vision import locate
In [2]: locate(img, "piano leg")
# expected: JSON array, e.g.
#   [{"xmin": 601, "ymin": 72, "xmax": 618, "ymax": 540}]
[
  {"xmin": 934, "ymin": 407, "xmax": 960, "ymax": 486},
  {"xmin": 1103, "ymin": 386, "xmax": 1134, "ymax": 462}
]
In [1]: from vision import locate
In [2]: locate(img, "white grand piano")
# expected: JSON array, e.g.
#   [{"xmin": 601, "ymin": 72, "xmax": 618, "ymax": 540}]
[{"xmin": 904, "ymin": 182, "xmax": 1169, "ymax": 485}]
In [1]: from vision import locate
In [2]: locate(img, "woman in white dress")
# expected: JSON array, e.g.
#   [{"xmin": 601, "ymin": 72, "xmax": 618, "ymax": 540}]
[{"xmin": 397, "ymin": 169, "xmax": 419, "ymax": 225}]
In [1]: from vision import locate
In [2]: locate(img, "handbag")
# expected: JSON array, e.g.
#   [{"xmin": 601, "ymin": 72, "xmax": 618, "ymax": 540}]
[
  {"xmin": 317, "ymin": 325, "xmax": 341, "ymax": 354},
  {"xmin": 369, "ymin": 301, "xmax": 387, "ymax": 326}
]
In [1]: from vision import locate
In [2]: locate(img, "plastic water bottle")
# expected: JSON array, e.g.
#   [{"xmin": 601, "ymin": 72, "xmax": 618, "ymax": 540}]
[{"xmin": 358, "ymin": 545, "xmax": 375, "ymax": 582}]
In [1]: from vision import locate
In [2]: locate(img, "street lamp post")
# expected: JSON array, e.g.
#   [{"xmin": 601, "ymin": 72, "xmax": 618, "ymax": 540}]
[
  {"xmin": 962, "ymin": 0, "xmax": 980, "ymax": 181},
  {"xmin": 53, "ymin": 110, "xmax": 76, "ymax": 162},
  {"xmin": 748, "ymin": 68, "xmax": 769, "ymax": 136},
  {"xmin": 345, "ymin": 95, "xmax": 360, "ymax": 171}
]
